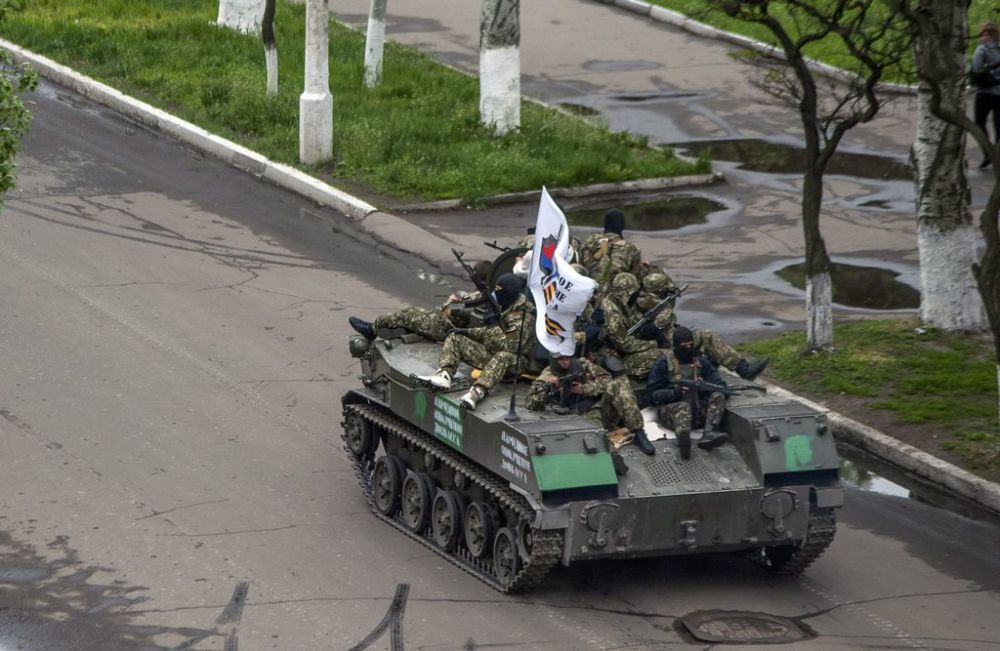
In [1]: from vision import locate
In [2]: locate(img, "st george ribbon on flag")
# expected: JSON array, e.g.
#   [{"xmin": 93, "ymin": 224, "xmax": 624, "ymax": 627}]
[{"xmin": 527, "ymin": 188, "xmax": 597, "ymax": 356}]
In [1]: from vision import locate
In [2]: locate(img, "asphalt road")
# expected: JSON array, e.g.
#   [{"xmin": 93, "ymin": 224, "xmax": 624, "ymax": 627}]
[{"xmin": 2, "ymin": 81, "xmax": 1000, "ymax": 651}]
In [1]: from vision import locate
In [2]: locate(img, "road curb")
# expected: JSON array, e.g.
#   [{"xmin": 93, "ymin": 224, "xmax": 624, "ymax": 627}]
[
  {"xmin": 600, "ymin": 0, "xmax": 918, "ymax": 95},
  {"xmin": 764, "ymin": 382, "xmax": 1000, "ymax": 519}
]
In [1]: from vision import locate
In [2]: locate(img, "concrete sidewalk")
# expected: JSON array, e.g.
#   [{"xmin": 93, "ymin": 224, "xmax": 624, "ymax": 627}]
[{"xmin": 4, "ymin": 0, "xmax": 999, "ymax": 520}]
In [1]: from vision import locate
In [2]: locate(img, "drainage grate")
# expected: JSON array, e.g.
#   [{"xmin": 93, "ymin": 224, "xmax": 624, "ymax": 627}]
[
  {"xmin": 680, "ymin": 610, "xmax": 814, "ymax": 644},
  {"xmin": 643, "ymin": 457, "xmax": 713, "ymax": 486}
]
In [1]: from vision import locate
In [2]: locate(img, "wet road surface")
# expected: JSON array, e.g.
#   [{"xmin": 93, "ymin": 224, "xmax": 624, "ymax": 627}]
[{"xmin": 1, "ymin": 81, "xmax": 1000, "ymax": 649}]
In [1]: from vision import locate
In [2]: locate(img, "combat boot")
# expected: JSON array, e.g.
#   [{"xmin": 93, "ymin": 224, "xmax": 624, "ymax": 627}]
[
  {"xmin": 418, "ymin": 369, "xmax": 452, "ymax": 389},
  {"xmin": 349, "ymin": 316, "xmax": 377, "ymax": 341},
  {"xmin": 632, "ymin": 428, "xmax": 655, "ymax": 456},
  {"xmin": 460, "ymin": 385, "xmax": 486, "ymax": 409},
  {"xmin": 736, "ymin": 357, "xmax": 769, "ymax": 381},
  {"xmin": 697, "ymin": 429, "xmax": 729, "ymax": 451}
]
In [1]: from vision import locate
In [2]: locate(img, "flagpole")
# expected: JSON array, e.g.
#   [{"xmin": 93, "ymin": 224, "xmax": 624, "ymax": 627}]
[{"xmin": 505, "ymin": 304, "xmax": 529, "ymax": 422}]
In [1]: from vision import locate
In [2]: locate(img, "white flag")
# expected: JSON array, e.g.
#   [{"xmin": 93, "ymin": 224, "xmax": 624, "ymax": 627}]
[{"xmin": 527, "ymin": 188, "xmax": 597, "ymax": 356}]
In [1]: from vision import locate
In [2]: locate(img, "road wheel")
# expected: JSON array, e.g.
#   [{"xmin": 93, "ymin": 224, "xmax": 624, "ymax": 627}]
[
  {"xmin": 372, "ymin": 455, "xmax": 404, "ymax": 516},
  {"xmin": 401, "ymin": 472, "xmax": 434, "ymax": 533},
  {"xmin": 493, "ymin": 527, "xmax": 522, "ymax": 588},
  {"xmin": 464, "ymin": 501, "xmax": 497, "ymax": 559},
  {"xmin": 431, "ymin": 490, "xmax": 464, "ymax": 551}
]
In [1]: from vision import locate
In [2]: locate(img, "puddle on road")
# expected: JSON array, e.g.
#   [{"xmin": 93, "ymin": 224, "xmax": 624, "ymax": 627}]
[
  {"xmin": 612, "ymin": 92, "xmax": 699, "ymax": 102},
  {"xmin": 678, "ymin": 138, "xmax": 912, "ymax": 180},
  {"xmin": 776, "ymin": 261, "xmax": 920, "ymax": 310},
  {"xmin": 841, "ymin": 457, "xmax": 910, "ymax": 498},
  {"xmin": 566, "ymin": 195, "xmax": 726, "ymax": 231}
]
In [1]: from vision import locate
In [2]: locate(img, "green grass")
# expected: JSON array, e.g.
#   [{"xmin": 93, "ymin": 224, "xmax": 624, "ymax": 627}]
[
  {"xmin": 740, "ymin": 318, "xmax": 1000, "ymax": 477},
  {"xmin": 0, "ymin": 0, "xmax": 708, "ymax": 201},
  {"xmin": 647, "ymin": 0, "xmax": 998, "ymax": 84}
]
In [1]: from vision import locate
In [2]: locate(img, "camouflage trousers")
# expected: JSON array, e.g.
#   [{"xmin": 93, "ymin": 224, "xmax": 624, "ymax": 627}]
[
  {"xmin": 374, "ymin": 306, "xmax": 452, "ymax": 342},
  {"xmin": 438, "ymin": 334, "xmax": 519, "ymax": 391},
  {"xmin": 583, "ymin": 376, "xmax": 644, "ymax": 431},
  {"xmin": 657, "ymin": 391, "xmax": 724, "ymax": 432}
]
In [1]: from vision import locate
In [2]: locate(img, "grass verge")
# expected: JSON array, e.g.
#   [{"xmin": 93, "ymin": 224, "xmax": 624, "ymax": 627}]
[
  {"xmin": 740, "ymin": 318, "xmax": 1000, "ymax": 481},
  {"xmin": 646, "ymin": 0, "xmax": 996, "ymax": 85},
  {"xmin": 1, "ymin": 0, "xmax": 708, "ymax": 202}
]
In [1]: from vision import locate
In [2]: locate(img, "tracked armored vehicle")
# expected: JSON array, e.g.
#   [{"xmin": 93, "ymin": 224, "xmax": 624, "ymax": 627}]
[{"xmin": 342, "ymin": 332, "xmax": 843, "ymax": 593}]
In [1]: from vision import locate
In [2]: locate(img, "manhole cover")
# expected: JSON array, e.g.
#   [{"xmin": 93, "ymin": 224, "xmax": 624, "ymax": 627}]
[{"xmin": 680, "ymin": 610, "xmax": 813, "ymax": 644}]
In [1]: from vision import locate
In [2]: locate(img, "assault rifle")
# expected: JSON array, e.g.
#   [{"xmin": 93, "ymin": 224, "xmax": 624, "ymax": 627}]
[
  {"xmin": 680, "ymin": 378, "xmax": 764, "ymax": 397},
  {"xmin": 452, "ymin": 248, "xmax": 503, "ymax": 324},
  {"xmin": 627, "ymin": 284, "xmax": 689, "ymax": 338},
  {"xmin": 483, "ymin": 240, "xmax": 512, "ymax": 253}
]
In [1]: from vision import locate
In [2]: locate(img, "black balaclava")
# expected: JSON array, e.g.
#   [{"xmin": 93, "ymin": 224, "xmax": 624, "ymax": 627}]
[
  {"xmin": 673, "ymin": 325, "xmax": 696, "ymax": 364},
  {"xmin": 494, "ymin": 273, "xmax": 525, "ymax": 311},
  {"xmin": 603, "ymin": 209, "xmax": 625, "ymax": 235}
]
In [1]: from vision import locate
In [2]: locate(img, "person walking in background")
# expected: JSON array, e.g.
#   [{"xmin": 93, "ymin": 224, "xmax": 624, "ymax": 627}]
[{"xmin": 972, "ymin": 22, "xmax": 1000, "ymax": 169}]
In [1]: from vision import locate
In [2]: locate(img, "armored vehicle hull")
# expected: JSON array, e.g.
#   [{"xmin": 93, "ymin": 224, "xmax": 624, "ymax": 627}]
[{"xmin": 342, "ymin": 334, "xmax": 842, "ymax": 592}]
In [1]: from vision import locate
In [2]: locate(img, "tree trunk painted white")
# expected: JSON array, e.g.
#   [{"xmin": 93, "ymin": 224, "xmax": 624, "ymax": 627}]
[
  {"xmin": 916, "ymin": 220, "xmax": 985, "ymax": 329},
  {"xmin": 911, "ymin": 0, "xmax": 985, "ymax": 331},
  {"xmin": 265, "ymin": 45, "xmax": 278, "ymax": 95},
  {"xmin": 479, "ymin": 0, "xmax": 520, "ymax": 135},
  {"xmin": 299, "ymin": 0, "xmax": 333, "ymax": 164},
  {"xmin": 806, "ymin": 271, "xmax": 834, "ymax": 350},
  {"xmin": 217, "ymin": 0, "xmax": 265, "ymax": 35},
  {"xmin": 364, "ymin": 0, "xmax": 388, "ymax": 88}
]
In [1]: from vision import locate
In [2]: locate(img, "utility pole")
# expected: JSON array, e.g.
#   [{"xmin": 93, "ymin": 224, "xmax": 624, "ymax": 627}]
[{"xmin": 300, "ymin": 0, "xmax": 333, "ymax": 164}]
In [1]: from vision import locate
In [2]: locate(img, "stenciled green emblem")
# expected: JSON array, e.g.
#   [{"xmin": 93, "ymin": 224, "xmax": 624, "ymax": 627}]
[
  {"xmin": 784, "ymin": 434, "xmax": 814, "ymax": 471},
  {"xmin": 413, "ymin": 390, "xmax": 428, "ymax": 421}
]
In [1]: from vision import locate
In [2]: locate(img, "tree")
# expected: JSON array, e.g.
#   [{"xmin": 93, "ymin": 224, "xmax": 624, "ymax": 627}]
[
  {"xmin": 364, "ymin": 0, "xmax": 388, "ymax": 88},
  {"xmin": 711, "ymin": 0, "xmax": 908, "ymax": 350},
  {"xmin": 217, "ymin": 0, "xmax": 265, "ymax": 35},
  {"xmin": 0, "ymin": 0, "xmax": 38, "ymax": 203},
  {"xmin": 892, "ymin": 0, "xmax": 1000, "ymax": 433},
  {"xmin": 263, "ymin": 0, "xmax": 277, "ymax": 95},
  {"xmin": 907, "ymin": 0, "xmax": 985, "ymax": 330},
  {"xmin": 479, "ymin": 0, "xmax": 520, "ymax": 135}
]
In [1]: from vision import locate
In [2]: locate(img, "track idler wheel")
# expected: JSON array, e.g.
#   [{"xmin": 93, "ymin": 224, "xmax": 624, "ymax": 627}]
[
  {"xmin": 431, "ymin": 490, "xmax": 465, "ymax": 551},
  {"xmin": 401, "ymin": 471, "xmax": 434, "ymax": 533},
  {"xmin": 372, "ymin": 455, "xmax": 405, "ymax": 516},
  {"xmin": 344, "ymin": 410, "xmax": 378, "ymax": 458},
  {"xmin": 493, "ymin": 527, "xmax": 522, "ymax": 589},
  {"xmin": 464, "ymin": 501, "xmax": 497, "ymax": 559}
]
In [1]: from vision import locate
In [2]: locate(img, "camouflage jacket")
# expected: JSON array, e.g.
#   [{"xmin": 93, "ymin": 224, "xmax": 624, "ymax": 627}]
[
  {"xmin": 580, "ymin": 233, "xmax": 641, "ymax": 286},
  {"xmin": 462, "ymin": 296, "xmax": 535, "ymax": 355},
  {"xmin": 525, "ymin": 358, "xmax": 610, "ymax": 410},
  {"xmin": 600, "ymin": 294, "xmax": 658, "ymax": 355}
]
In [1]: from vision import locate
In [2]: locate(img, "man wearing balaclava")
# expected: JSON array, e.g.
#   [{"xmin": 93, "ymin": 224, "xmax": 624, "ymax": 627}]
[
  {"xmin": 658, "ymin": 325, "xmax": 729, "ymax": 454},
  {"xmin": 419, "ymin": 274, "xmax": 535, "ymax": 410},
  {"xmin": 525, "ymin": 352, "xmax": 656, "ymax": 456},
  {"xmin": 579, "ymin": 209, "xmax": 642, "ymax": 287}
]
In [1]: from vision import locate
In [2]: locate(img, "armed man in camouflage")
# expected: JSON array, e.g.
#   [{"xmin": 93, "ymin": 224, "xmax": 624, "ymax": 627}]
[
  {"xmin": 579, "ymin": 209, "xmax": 642, "ymax": 287},
  {"xmin": 349, "ymin": 261, "xmax": 492, "ymax": 343},
  {"xmin": 646, "ymin": 325, "xmax": 729, "ymax": 458},
  {"xmin": 525, "ymin": 352, "xmax": 655, "ymax": 455},
  {"xmin": 637, "ymin": 271, "xmax": 769, "ymax": 381},
  {"xmin": 599, "ymin": 272, "xmax": 663, "ymax": 380},
  {"xmin": 418, "ymin": 274, "xmax": 535, "ymax": 410}
]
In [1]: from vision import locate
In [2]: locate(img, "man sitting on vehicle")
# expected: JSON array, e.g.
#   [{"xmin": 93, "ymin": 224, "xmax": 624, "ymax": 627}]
[{"xmin": 525, "ymin": 351, "xmax": 655, "ymax": 456}]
